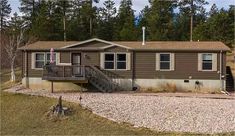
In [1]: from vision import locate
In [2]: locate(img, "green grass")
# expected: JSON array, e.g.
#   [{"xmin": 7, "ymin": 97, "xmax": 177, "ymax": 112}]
[
  {"xmin": 1, "ymin": 92, "xmax": 194, "ymax": 135},
  {"xmin": 0, "ymin": 68, "xmax": 21, "ymax": 90}
]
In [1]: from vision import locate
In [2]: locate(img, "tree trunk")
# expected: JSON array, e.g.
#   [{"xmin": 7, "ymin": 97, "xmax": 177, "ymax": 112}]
[{"xmin": 11, "ymin": 59, "xmax": 16, "ymax": 82}]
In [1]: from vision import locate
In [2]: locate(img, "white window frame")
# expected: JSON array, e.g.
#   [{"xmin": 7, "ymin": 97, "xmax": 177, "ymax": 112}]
[
  {"xmin": 201, "ymin": 53, "xmax": 213, "ymax": 71},
  {"xmin": 34, "ymin": 52, "xmax": 45, "ymax": 70},
  {"xmin": 116, "ymin": 53, "xmax": 127, "ymax": 70},
  {"xmin": 103, "ymin": 52, "xmax": 128, "ymax": 70},
  {"xmin": 33, "ymin": 52, "xmax": 57, "ymax": 70},
  {"xmin": 159, "ymin": 53, "xmax": 171, "ymax": 71},
  {"xmin": 104, "ymin": 53, "xmax": 115, "ymax": 70}
]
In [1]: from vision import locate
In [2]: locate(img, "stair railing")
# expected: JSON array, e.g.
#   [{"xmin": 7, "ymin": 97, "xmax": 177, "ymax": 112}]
[{"xmin": 85, "ymin": 66, "xmax": 115, "ymax": 92}]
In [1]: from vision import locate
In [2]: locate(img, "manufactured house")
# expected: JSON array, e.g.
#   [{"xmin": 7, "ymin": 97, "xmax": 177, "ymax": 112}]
[{"xmin": 19, "ymin": 38, "xmax": 234, "ymax": 93}]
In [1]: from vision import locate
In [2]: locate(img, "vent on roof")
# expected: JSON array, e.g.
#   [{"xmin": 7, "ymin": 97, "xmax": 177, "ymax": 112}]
[{"xmin": 142, "ymin": 26, "xmax": 146, "ymax": 46}]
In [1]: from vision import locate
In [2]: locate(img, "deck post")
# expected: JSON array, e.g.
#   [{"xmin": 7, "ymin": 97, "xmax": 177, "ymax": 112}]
[
  {"xmin": 51, "ymin": 81, "xmax": 54, "ymax": 93},
  {"xmin": 81, "ymin": 83, "xmax": 83, "ymax": 92},
  {"xmin": 63, "ymin": 66, "xmax": 65, "ymax": 77}
]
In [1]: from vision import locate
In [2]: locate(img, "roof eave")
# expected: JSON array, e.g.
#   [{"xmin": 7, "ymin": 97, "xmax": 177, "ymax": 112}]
[{"xmin": 132, "ymin": 49, "xmax": 230, "ymax": 52}]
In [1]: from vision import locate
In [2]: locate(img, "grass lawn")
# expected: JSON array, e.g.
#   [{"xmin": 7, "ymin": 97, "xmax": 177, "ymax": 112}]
[
  {"xmin": 1, "ymin": 92, "xmax": 193, "ymax": 135},
  {"xmin": 0, "ymin": 68, "xmax": 21, "ymax": 90}
]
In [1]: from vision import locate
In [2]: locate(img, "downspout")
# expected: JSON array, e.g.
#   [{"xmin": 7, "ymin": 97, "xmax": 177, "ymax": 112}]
[
  {"xmin": 25, "ymin": 50, "xmax": 29, "ymax": 88},
  {"xmin": 132, "ymin": 51, "xmax": 136, "ymax": 90},
  {"xmin": 220, "ymin": 50, "xmax": 223, "ymax": 91},
  {"xmin": 21, "ymin": 51, "xmax": 24, "ymax": 78}
]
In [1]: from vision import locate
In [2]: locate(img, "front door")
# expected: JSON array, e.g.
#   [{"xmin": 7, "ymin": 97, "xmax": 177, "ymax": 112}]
[{"xmin": 72, "ymin": 53, "xmax": 81, "ymax": 76}]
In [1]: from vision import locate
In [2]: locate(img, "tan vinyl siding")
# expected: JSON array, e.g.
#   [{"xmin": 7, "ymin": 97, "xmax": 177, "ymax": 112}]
[
  {"xmin": 28, "ymin": 52, "xmax": 43, "ymax": 77},
  {"xmin": 24, "ymin": 49, "xmax": 226, "ymax": 80},
  {"xmin": 81, "ymin": 52, "xmax": 100, "ymax": 66},
  {"xmin": 135, "ymin": 52, "xmax": 221, "ymax": 79},
  {"xmin": 60, "ymin": 52, "xmax": 71, "ymax": 63}
]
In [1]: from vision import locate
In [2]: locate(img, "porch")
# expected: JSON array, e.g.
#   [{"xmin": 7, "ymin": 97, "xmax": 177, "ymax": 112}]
[
  {"xmin": 42, "ymin": 65, "xmax": 88, "ymax": 83},
  {"xmin": 42, "ymin": 65, "xmax": 121, "ymax": 93}
]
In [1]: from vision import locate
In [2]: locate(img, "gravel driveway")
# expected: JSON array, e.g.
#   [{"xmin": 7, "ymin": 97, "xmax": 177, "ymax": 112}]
[{"xmin": 5, "ymin": 86, "xmax": 235, "ymax": 134}]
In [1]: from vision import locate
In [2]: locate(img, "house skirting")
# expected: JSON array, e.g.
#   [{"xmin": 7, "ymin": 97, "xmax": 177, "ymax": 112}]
[
  {"xmin": 22, "ymin": 77, "xmax": 81, "ymax": 91},
  {"xmin": 22, "ymin": 77, "xmax": 225, "ymax": 92},
  {"xmin": 134, "ymin": 79, "xmax": 225, "ymax": 92}
]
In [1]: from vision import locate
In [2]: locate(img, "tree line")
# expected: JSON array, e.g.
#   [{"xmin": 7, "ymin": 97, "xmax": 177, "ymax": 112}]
[{"xmin": 1, "ymin": 0, "xmax": 234, "ymax": 45}]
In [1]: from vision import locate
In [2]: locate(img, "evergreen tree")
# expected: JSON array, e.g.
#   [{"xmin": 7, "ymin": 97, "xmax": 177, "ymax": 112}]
[
  {"xmin": 55, "ymin": 0, "xmax": 73, "ymax": 41},
  {"xmin": 88, "ymin": 0, "xmax": 100, "ymax": 36},
  {"xmin": 68, "ymin": 0, "xmax": 94, "ymax": 40},
  {"xmin": 116, "ymin": 0, "xmax": 136, "ymax": 41},
  {"xmin": 0, "ymin": 0, "xmax": 11, "ymax": 31},
  {"xmin": 209, "ymin": 4, "xmax": 218, "ymax": 17},
  {"xmin": 178, "ymin": 0, "xmax": 208, "ymax": 40},
  {"xmin": 19, "ymin": 0, "xmax": 41, "ymax": 37},
  {"xmin": 146, "ymin": 0, "xmax": 176, "ymax": 40},
  {"xmin": 193, "ymin": 6, "xmax": 234, "ymax": 47},
  {"xmin": 96, "ymin": 0, "xmax": 117, "ymax": 40},
  {"xmin": 136, "ymin": 6, "xmax": 150, "ymax": 40}
]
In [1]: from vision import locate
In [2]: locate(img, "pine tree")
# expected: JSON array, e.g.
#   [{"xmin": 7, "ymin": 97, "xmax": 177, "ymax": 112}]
[
  {"xmin": 55, "ymin": 0, "xmax": 73, "ymax": 41},
  {"xmin": 19, "ymin": 0, "xmax": 40, "ymax": 37},
  {"xmin": 116, "ymin": 0, "xmax": 136, "ymax": 41},
  {"xmin": 88, "ymin": 0, "xmax": 100, "ymax": 37},
  {"xmin": 209, "ymin": 4, "xmax": 218, "ymax": 17},
  {"xmin": 68, "ymin": 0, "xmax": 94, "ymax": 40},
  {"xmin": 136, "ymin": 6, "xmax": 150, "ymax": 40},
  {"xmin": 96, "ymin": 0, "xmax": 117, "ymax": 40},
  {"xmin": 146, "ymin": 0, "xmax": 176, "ymax": 40},
  {"xmin": 193, "ymin": 6, "xmax": 234, "ymax": 47},
  {"xmin": 0, "ymin": 0, "xmax": 11, "ymax": 32},
  {"xmin": 178, "ymin": 0, "xmax": 208, "ymax": 41}
]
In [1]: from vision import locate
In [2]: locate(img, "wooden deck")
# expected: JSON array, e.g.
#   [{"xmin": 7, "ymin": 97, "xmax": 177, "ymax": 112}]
[
  {"xmin": 42, "ymin": 65, "xmax": 88, "ymax": 83},
  {"xmin": 42, "ymin": 76, "xmax": 88, "ymax": 83}
]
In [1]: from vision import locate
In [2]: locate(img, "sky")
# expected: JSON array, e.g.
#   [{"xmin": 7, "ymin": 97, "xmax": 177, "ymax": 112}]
[{"xmin": 9, "ymin": 0, "xmax": 235, "ymax": 16}]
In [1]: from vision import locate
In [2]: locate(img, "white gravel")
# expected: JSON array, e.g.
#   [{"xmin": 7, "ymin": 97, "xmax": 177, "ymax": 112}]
[{"xmin": 4, "ymin": 86, "xmax": 235, "ymax": 134}]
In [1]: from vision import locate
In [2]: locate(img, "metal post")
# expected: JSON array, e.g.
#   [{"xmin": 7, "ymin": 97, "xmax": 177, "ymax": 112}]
[{"xmin": 63, "ymin": 66, "xmax": 65, "ymax": 77}]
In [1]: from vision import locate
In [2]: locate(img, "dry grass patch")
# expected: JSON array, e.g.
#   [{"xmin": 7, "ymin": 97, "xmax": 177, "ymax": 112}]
[{"xmin": 1, "ymin": 92, "xmax": 197, "ymax": 135}]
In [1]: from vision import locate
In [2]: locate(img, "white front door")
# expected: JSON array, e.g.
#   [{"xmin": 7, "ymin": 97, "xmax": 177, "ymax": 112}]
[{"xmin": 72, "ymin": 53, "xmax": 81, "ymax": 76}]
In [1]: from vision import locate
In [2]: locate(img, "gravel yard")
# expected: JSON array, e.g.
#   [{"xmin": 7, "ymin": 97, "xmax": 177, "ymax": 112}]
[{"xmin": 4, "ymin": 86, "xmax": 235, "ymax": 134}]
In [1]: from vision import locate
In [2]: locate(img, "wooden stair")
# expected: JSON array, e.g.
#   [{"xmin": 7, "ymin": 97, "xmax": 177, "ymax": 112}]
[
  {"xmin": 226, "ymin": 66, "xmax": 234, "ymax": 92},
  {"xmin": 85, "ymin": 66, "xmax": 121, "ymax": 93}
]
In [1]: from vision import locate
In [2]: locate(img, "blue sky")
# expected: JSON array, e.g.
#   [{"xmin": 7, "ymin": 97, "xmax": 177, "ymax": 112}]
[{"xmin": 9, "ymin": 0, "xmax": 235, "ymax": 16}]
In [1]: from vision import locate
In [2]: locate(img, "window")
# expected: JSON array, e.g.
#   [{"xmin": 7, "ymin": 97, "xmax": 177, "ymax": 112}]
[
  {"xmin": 160, "ymin": 54, "xmax": 170, "ymax": 70},
  {"xmin": 202, "ymin": 54, "xmax": 212, "ymax": 70},
  {"xmin": 116, "ymin": 53, "xmax": 127, "ymax": 70},
  {"xmin": 102, "ymin": 53, "xmax": 129, "ymax": 70},
  {"xmin": 104, "ymin": 53, "xmax": 115, "ymax": 69},
  {"xmin": 35, "ymin": 53, "xmax": 45, "ymax": 68},
  {"xmin": 34, "ymin": 52, "xmax": 56, "ymax": 69}
]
